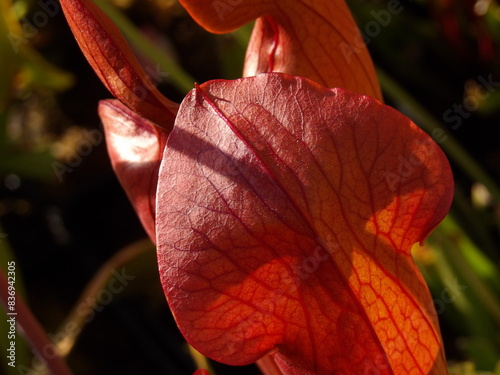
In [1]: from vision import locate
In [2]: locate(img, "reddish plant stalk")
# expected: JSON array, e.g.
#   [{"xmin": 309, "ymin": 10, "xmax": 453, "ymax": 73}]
[{"xmin": 0, "ymin": 268, "xmax": 73, "ymax": 375}]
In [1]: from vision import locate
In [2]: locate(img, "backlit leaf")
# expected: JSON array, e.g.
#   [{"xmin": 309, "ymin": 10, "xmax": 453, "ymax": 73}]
[
  {"xmin": 60, "ymin": 0, "xmax": 178, "ymax": 130},
  {"xmin": 156, "ymin": 73, "xmax": 452, "ymax": 374},
  {"xmin": 99, "ymin": 99, "xmax": 168, "ymax": 240}
]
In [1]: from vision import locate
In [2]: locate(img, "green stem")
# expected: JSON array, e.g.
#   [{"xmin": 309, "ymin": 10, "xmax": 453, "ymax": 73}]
[
  {"xmin": 93, "ymin": 0, "xmax": 195, "ymax": 93},
  {"xmin": 377, "ymin": 68, "xmax": 500, "ymax": 203},
  {"xmin": 451, "ymin": 184, "xmax": 498, "ymax": 258},
  {"xmin": 230, "ymin": 22, "xmax": 254, "ymax": 48},
  {"xmin": 429, "ymin": 238, "xmax": 475, "ymax": 321},
  {"xmin": 434, "ymin": 216, "xmax": 500, "ymax": 326},
  {"xmin": 448, "ymin": 245, "xmax": 500, "ymax": 326}
]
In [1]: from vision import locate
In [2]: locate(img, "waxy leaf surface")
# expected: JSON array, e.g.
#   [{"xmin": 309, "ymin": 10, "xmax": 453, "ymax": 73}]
[
  {"xmin": 99, "ymin": 99, "xmax": 167, "ymax": 240},
  {"xmin": 179, "ymin": 0, "xmax": 381, "ymax": 100},
  {"xmin": 61, "ymin": 0, "xmax": 178, "ymax": 129},
  {"xmin": 61, "ymin": 0, "xmax": 178, "ymax": 241},
  {"xmin": 156, "ymin": 73, "xmax": 452, "ymax": 374}
]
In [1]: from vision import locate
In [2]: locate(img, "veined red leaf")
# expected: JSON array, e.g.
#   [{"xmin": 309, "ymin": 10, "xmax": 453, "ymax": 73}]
[
  {"xmin": 179, "ymin": 0, "xmax": 382, "ymax": 100},
  {"xmin": 99, "ymin": 99, "xmax": 168, "ymax": 240},
  {"xmin": 60, "ymin": 0, "xmax": 178, "ymax": 130},
  {"xmin": 156, "ymin": 73, "xmax": 452, "ymax": 374}
]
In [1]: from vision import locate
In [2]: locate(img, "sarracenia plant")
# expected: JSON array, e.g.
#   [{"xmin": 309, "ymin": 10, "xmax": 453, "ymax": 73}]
[{"xmin": 59, "ymin": 1, "xmax": 454, "ymax": 374}]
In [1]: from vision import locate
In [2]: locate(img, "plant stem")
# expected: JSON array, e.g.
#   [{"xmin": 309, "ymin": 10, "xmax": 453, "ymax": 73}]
[
  {"xmin": 53, "ymin": 238, "xmax": 153, "ymax": 359},
  {"xmin": 440, "ymin": 219, "xmax": 500, "ymax": 326},
  {"xmin": 51, "ymin": 238, "xmax": 217, "ymax": 375},
  {"xmin": 17, "ymin": 239, "xmax": 153, "ymax": 375},
  {"xmin": 0, "ymin": 227, "xmax": 30, "ymax": 374},
  {"xmin": 230, "ymin": 22, "xmax": 254, "ymax": 48},
  {"xmin": 0, "ymin": 268, "xmax": 73, "ymax": 375},
  {"xmin": 93, "ymin": 0, "xmax": 195, "ymax": 93}
]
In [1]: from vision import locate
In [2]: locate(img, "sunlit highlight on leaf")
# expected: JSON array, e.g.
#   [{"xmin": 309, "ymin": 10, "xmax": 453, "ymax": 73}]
[
  {"xmin": 99, "ymin": 99, "xmax": 168, "ymax": 240},
  {"xmin": 156, "ymin": 73, "xmax": 452, "ymax": 374}
]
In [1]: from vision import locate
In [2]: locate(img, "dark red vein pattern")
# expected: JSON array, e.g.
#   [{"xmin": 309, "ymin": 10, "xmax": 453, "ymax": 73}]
[{"xmin": 156, "ymin": 73, "xmax": 453, "ymax": 374}]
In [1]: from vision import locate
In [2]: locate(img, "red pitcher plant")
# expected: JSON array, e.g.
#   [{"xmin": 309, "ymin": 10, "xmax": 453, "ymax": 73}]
[{"xmin": 58, "ymin": 0, "xmax": 454, "ymax": 374}]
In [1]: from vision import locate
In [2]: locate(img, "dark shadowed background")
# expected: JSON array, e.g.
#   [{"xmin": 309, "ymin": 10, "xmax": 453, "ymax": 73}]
[{"xmin": 1, "ymin": 0, "xmax": 500, "ymax": 374}]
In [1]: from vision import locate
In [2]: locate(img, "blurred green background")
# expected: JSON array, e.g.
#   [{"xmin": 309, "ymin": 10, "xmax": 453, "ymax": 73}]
[{"xmin": 1, "ymin": 0, "xmax": 500, "ymax": 374}]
